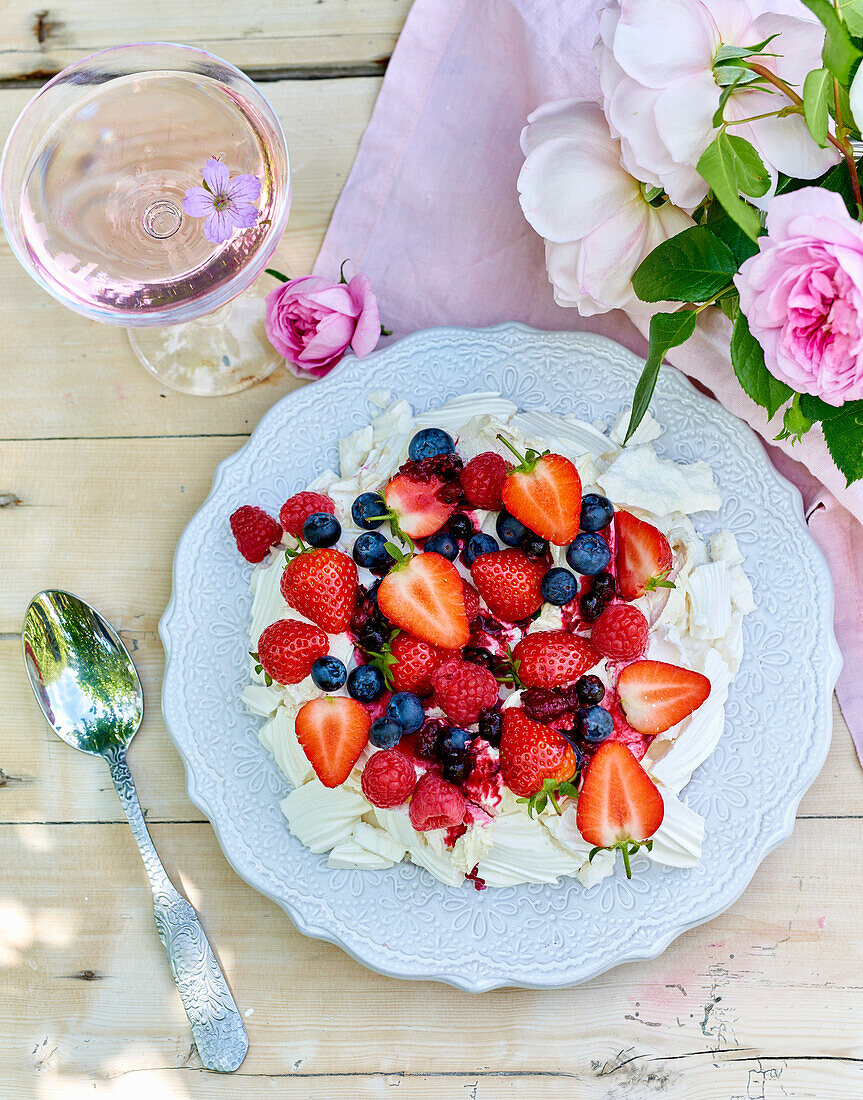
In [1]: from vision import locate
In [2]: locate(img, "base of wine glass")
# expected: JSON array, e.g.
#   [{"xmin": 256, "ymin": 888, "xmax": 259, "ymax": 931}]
[{"xmin": 127, "ymin": 282, "xmax": 282, "ymax": 396}]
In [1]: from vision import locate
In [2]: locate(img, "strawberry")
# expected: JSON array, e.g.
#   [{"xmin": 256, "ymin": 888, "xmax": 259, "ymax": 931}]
[
  {"xmin": 512, "ymin": 631, "xmax": 600, "ymax": 690},
  {"xmin": 614, "ymin": 511, "xmax": 674, "ymax": 601},
  {"xmin": 389, "ymin": 632, "xmax": 447, "ymax": 696},
  {"xmin": 255, "ymin": 619, "xmax": 328, "ymax": 685},
  {"xmin": 230, "ymin": 505, "xmax": 282, "ymax": 563},
  {"xmin": 361, "ymin": 749, "xmax": 418, "ymax": 808},
  {"xmin": 470, "ymin": 548, "xmax": 545, "ymax": 622},
  {"xmin": 617, "ymin": 660, "xmax": 711, "ymax": 735},
  {"xmin": 591, "ymin": 603, "xmax": 649, "ymax": 661},
  {"xmin": 408, "ymin": 772, "xmax": 466, "ymax": 831},
  {"xmin": 499, "ymin": 709, "xmax": 578, "ymax": 798},
  {"xmin": 295, "ymin": 696, "xmax": 371, "ymax": 788},
  {"xmin": 279, "ymin": 492, "xmax": 335, "ymax": 538},
  {"xmin": 384, "ymin": 469, "xmax": 458, "ymax": 538},
  {"xmin": 430, "ymin": 658, "xmax": 500, "ymax": 726},
  {"xmin": 460, "ymin": 452, "xmax": 510, "ymax": 509},
  {"xmin": 281, "ymin": 547, "xmax": 358, "ymax": 634},
  {"xmin": 575, "ymin": 741, "xmax": 665, "ymax": 877},
  {"xmin": 377, "ymin": 551, "xmax": 470, "ymax": 650},
  {"xmin": 462, "ymin": 580, "xmax": 481, "ymax": 621},
  {"xmin": 498, "ymin": 438, "xmax": 582, "ymax": 545}
]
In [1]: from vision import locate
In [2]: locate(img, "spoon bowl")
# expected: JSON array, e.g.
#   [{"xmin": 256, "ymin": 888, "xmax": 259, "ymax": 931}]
[{"xmin": 22, "ymin": 590, "xmax": 143, "ymax": 756}]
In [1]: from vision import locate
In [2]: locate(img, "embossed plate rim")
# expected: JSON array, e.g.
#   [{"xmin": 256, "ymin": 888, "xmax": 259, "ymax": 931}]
[{"xmin": 160, "ymin": 322, "xmax": 842, "ymax": 991}]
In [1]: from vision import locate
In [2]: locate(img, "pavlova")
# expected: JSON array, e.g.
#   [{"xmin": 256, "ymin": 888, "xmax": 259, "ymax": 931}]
[{"xmin": 229, "ymin": 392, "xmax": 753, "ymax": 889}]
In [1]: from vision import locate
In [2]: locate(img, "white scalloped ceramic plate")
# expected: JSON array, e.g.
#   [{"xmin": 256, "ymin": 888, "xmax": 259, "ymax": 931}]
[{"xmin": 160, "ymin": 323, "xmax": 841, "ymax": 991}]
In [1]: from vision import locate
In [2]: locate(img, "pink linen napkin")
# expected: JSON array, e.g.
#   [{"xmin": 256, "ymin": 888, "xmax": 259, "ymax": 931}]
[{"xmin": 314, "ymin": 0, "xmax": 862, "ymax": 761}]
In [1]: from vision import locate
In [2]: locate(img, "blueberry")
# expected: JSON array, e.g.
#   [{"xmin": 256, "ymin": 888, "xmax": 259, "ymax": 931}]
[
  {"xmin": 462, "ymin": 646, "xmax": 497, "ymax": 671},
  {"xmin": 478, "ymin": 708, "xmax": 503, "ymax": 747},
  {"xmin": 352, "ymin": 491, "xmax": 387, "ymax": 531},
  {"xmin": 579, "ymin": 591, "xmax": 605, "ymax": 622},
  {"xmin": 347, "ymin": 664, "xmax": 386, "ymax": 702},
  {"xmin": 353, "ymin": 531, "xmax": 392, "ymax": 572},
  {"xmin": 575, "ymin": 674, "xmax": 605, "ymax": 707},
  {"xmin": 409, "ymin": 427, "xmax": 456, "ymax": 461},
  {"xmin": 424, "ymin": 531, "xmax": 459, "ymax": 561},
  {"xmin": 566, "ymin": 532, "xmax": 611, "ymax": 575},
  {"xmin": 303, "ymin": 511, "xmax": 341, "ymax": 548},
  {"xmin": 369, "ymin": 716, "xmax": 404, "ymax": 749},
  {"xmin": 541, "ymin": 567, "xmax": 578, "ymax": 605},
  {"xmin": 592, "ymin": 572, "xmax": 616, "ymax": 600},
  {"xmin": 464, "ymin": 532, "xmax": 499, "ymax": 566},
  {"xmin": 576, "ymin": 704, "xmax": 614, "ymax": 743},
  {"xmin": 447, "ymin": 513, "xmax": 473, "ymax": 542},
  {"xmin": 310, "ymin": 656, "xmax": 347, "ymax": 692},
  {"xmin": 580, "ymin": 493, "xmax": 614, "ymax": 533},
  {"xmin": 521, "ymin": 531, "xmax": 548, "ymax": 559},
  {"xmin": 439, "ymin": 726, "xmax": 473, "ymax": 783},
  {"xmin": 386, "ymin": 691, "xmax": 426, "ymax": 733},
  {"xmin": 440, "ymin": 726, "xmax": 473, "ymax": 756},
  {"xmin": 496, "ymin": 509, "xmax": 527, "ymax": 547}
]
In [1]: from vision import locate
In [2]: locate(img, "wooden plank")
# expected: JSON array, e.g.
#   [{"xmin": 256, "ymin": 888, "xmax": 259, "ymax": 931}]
[
  {"xmin": 3, "ymin": 818, "xmax": 863, "ymax": 1097},
  {"xmin": 0, "ymin": 1, "xmax": 411, "ymax": 80},
  {"xmin": 1, "ymin": 626, "xmax": 857, "ymax": 823},
  {"xmin": 0, "ymin": 77, "xmax": 382, "ymax": 441}
]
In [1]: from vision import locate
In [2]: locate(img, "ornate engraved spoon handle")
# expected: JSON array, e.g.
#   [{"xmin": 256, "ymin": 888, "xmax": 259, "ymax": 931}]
[{"xmin": 106, "ymin": 749, "xmax": 248, "ymax": 1073}]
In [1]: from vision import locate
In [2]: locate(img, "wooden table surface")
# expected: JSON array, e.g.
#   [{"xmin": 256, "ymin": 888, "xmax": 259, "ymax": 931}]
[{"xmin": 1, "ymin": 4, "xmax": 861, "ymax": 1098}]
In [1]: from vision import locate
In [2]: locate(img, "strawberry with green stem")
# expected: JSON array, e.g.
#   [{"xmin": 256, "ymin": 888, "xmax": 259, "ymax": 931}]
[
  {"xmin": 576, "ymin": 741, "xmax": 664, "ymax": 879},
  {"xmin": 497, "ymin": 435, "xmax": 582, "ymax": 546}
]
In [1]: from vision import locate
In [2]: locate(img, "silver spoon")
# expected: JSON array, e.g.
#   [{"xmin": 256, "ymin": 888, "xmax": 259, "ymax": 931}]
[{"xmin": 22, "ymin": 590, "xmax": 248, "ymax": 1073}]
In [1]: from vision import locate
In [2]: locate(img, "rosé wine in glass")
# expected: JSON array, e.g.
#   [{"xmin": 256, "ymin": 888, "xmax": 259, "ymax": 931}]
[{"xmin": 1, "ymin": 43, "xmax": 291, "ymax": 395}]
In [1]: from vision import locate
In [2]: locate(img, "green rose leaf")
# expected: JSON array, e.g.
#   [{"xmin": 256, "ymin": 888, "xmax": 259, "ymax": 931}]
[
  {"xmin": 696, "ymin": 133, "xmax": 768, "ymax": 240},
  {"xmin": 706, "ymin": 213, "xmax": 760, "ymax": 265},
  {"xmin": 718, "ymin": 291, "xmax": 740, "ymax": 323},
  {"xmin": 624, "ymin": 310, "xmax": 698, "ymax": 444},
  {"xmin": 801, "ymin": 0, "xmax": 863, "ymax": 83},
  {"xmin": 631, "ymin": 226, "xmax": 737, "ymax": 303},
  {"xmin": 803, "ymin": 67, "xmax": 832, "ymax": 147},
  {"xmin": 776, "ymin": 158, "xmax": 862, "ymax": 218},
  {"xmin": 839, "ymin": 0, "xmax": 863, "ymax": 37},
  {"xmin": 730, "ymin": 312, "xmax": 793, "ymax": 419},
  {"xmin": 821, "ymin": 405, "xmax": 863, "ymax": 484}
]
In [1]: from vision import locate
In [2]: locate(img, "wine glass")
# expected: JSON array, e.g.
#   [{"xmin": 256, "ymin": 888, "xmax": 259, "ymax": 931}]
[{"xmin": 0, "ymin": 43, "xmax": 291, "ymax": 396}]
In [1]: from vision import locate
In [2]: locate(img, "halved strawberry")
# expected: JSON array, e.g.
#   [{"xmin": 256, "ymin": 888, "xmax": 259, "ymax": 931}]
[
  {"xmin": 499, "ymin": 709, "xmax": 578, "ymax": 798},
  {"xmin": 281, "ymin": 547, "xmax": 358, "ymax": 634},
  {"xmin": 470, "ymin": 548, "xmax": 545, "ymax": 622},
  {"xmin": 513, "ymin": 631, "xmax": 600, "ymax": 689},
  {"xmin": 295, "ymin": 696, "xmax": 371, "ymax": 787},
  {"xmin": 389, "ymin": 632, "xmax": 447, "ymax": 695},
  {"xmin": 576, "ymin": 742, "xmax": 665, "ymax": 868},
  {"xmin": 614, "ymin": 511, "xmax": 674, "ymax": 601},
  {"xmin": 499, "ymin": 438, "xmax": 582, "ymax": 546},
  {"xmin": 384, "ymin": 471, "xmax": 458, "ymax": 538},
  {"xmin": 617, "ymin": 660, "xmax": 711, "ymax": 735},
  {"xmin": 377, "ymin": 551, "xmax": 470, "ymax": 650}
]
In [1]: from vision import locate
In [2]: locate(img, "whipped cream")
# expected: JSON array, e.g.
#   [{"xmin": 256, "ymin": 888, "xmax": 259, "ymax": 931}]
[{"xmin": 243, "ymin": 393, "xmax": 752, "ymax": 889}]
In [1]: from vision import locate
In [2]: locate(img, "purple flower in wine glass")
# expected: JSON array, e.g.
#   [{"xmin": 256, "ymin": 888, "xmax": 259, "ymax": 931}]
[{"xmin": 182, "ymin": 158, "xmax": 262, "ymax": 244}]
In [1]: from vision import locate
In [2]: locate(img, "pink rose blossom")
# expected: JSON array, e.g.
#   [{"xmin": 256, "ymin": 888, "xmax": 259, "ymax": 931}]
[
  {"xmin": 265, "ymin": 273, "xmax": 381, "ymax": 379},
  {"xmin": 735, "ymin": 188, "xmax": 863, "ymax": 406}
]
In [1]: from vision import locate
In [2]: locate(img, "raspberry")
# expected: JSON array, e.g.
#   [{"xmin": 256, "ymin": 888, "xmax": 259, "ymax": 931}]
[
  {"xmin": 462, "ymin": 581, "xmax": 481, "ymax": 621},
  {"xmin": 256, "ymin": 619, "xmax": 328, "ymax": 685},
  {"xmin": 591, "ymin": 604, "xmax": 649, "ymax": 661},
  {"xmin": 361, "ymin": 749, "xmax": 418, "ymax": 808},
  {"xmin": 460, "ymin": 452, "xmax": 510, "ymax": 509},
  {"xmin": 431, "ymin": 658, "xmax": 500, "ymax": 727},
  {"xmin": 230, "ymin": 505, "xmax": 282, "ymax": 563},
  {"xmin": 279, "ymin": 492, "xmax": 335, "ymax": 538},
  {"xmin": 408, "ymin": 772, "xmax": 466, "ymax": 831}
]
